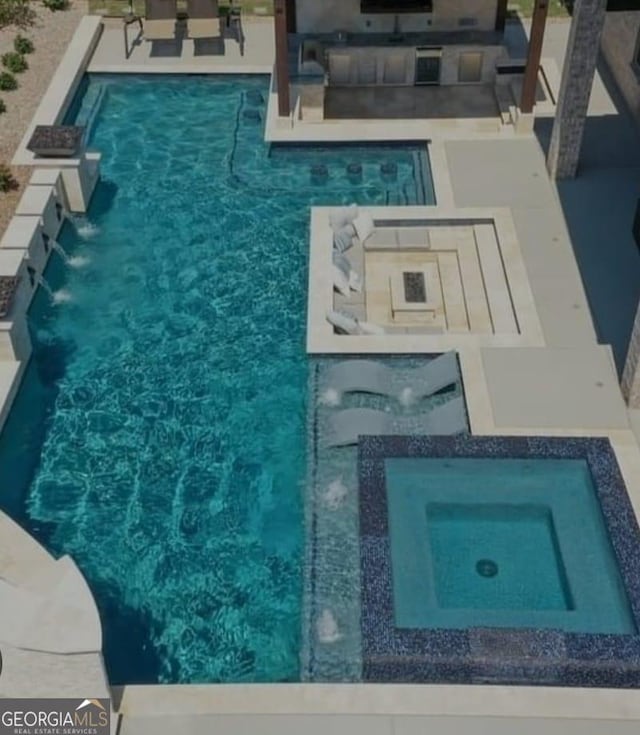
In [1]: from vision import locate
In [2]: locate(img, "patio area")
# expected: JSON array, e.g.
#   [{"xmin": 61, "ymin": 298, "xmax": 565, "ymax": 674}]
[{"xmin": 88, "ymin": 14, "xmax": 274, "ymax": 72}]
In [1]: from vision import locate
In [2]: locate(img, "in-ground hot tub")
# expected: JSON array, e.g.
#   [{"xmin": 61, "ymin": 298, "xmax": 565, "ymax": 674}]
[{"xmin": 358, "ymin": 435, "xmax": 640, "ymax": 687}]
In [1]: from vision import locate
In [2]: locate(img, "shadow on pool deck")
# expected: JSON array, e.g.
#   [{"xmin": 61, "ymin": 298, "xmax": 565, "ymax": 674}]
[{"xmin": 534, "ymin": 37, "xmax": 640, "ymax": 376}]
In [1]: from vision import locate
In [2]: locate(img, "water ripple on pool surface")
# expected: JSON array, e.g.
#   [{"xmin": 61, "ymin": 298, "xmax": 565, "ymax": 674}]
[{"xmin": 0, "ymin": 74, "xmax": 432, "ymax": 683}]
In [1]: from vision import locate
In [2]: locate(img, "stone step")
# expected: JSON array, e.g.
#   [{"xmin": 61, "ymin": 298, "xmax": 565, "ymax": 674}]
[{"xmin": 0, "ymin": 556, "xmax": 102, "ymax": 654}]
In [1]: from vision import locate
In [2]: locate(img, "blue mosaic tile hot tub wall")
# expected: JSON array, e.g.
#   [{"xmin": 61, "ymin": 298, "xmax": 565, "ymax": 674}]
[{"xmin": 358, "ymin": 435, "xmax": 640, "ymax": 688}]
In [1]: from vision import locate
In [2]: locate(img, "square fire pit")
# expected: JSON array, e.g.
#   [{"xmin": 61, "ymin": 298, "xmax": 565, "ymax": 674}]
[
  {"xmin": 27, "ymin": 125, "xmax": 84, "ymax": 157},
  {"xmin": 389, "ymin": 265, "xmax": 439, "ymax": 320}
]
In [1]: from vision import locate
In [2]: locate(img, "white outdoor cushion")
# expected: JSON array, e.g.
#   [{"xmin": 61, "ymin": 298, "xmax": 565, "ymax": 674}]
[
  {"xmin": 332, "ymin": 251, "xmax": 350, "ymax": 278},
  {"xmin": 326, "ymin": 309, "xmax": 384, "ymax": 336},
  {"xmin": 358, "ymin": 320, "xmax": 385, "ymax": 335},
  {"xmin": 349, "ymin": 270, "xmax": 362, "ymax": 293},
  {"xmin": 333, "ymin": 223, "xmax": 355, "ymax": 253},
  {"xmin": 353, "ymin": 211, "xmax": 375, "ymax": 243},
  {"xmin": 332, "ymin": 263, "xmax": 350, "ymax": 297},
  {"xmin": 333, "ymin": 252, "xmax": 362, "ymax": 293},
  {"xmin": 326, "ymin": 309, "xmax": 359, "ymax": 335},
  {"xmin": 329, "ymin": 204, "xmax": 358, "ymax": 233}
]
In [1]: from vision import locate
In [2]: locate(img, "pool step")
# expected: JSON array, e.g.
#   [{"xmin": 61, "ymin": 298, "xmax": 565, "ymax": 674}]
[{"xmin": 78, "ymin": 83, "xmax": 107, "ymax": 147}]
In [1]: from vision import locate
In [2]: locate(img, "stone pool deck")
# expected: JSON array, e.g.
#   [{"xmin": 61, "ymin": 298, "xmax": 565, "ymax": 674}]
[
  {"xmin": 1, "ymin": 11, "xmax": 640, "ymax": 735},
  {"xmin": 88, "ymin": 16, "xmax": 275, "ymax": 74},
  {"xmin": 114, "ymin": 683, "xmax": 640, "ymax": 734}
]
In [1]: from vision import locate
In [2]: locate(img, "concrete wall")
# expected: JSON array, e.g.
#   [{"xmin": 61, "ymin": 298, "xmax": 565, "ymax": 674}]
[
  {"xmin": 295, "ymin": 0, "xmax": 498, "ymax": 34},
  {"xmin": 600, "ymin": 10, "xmax": 640, "ymax": 128}
]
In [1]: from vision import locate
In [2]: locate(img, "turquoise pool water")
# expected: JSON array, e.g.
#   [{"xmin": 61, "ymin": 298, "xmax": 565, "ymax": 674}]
[
  {"xmin": 0, "ymin": 75, "xmax": 433, "ymax": 684},
  {"xmin": 386, "ymin": 457, "xmax": 636, "ymax": 634}
]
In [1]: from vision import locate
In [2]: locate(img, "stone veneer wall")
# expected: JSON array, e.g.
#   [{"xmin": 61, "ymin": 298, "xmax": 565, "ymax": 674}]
[
  {"xmin": 547, "ymin": 0, "xmax": 608, "ymax": 179},
  {"xmin": 622, "ymin": 300, "xmax": 640, "ymax": 407},
  {"xmin": 295, "ymin": 0, "xmax": 499, "ymax": 34},
  {"xmin": 600, "ymin": 11, "xmax": 640, "ymax": 129}
]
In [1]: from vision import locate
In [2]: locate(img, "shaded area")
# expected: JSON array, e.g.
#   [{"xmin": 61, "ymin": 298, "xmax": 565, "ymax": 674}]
[
  {"xmin": 325, "ymin": 85, "xmax": 500, "ymax": 121},
  {"xmin": 534, "ymin": 28, "xmax": 640, "ymax": 374}
]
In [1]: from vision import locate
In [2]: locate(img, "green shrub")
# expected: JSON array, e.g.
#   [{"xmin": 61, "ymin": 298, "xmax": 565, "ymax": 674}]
[
  {"xmin": 2, "ymin": 51, "xmax": 27, "ymax": 73},
  {"xmin": 0, "ymin": 72, "xmax": 17, "ymax": 90},
  {"xmin": 0, "ymin": 99, "xmax": 5, "ymax": 114},
  {"xmin": 14, "ymin": 34, "xmax": 33, "ymax": 54},
  {"xmin": 0, "ymin": 164, "xmax": 17, "ymax": 193},
  {"xmin": 42, "ymin": 0, "xmax": 69, "ymax": 10},
  {"xmin": 0, "ymin": 0, "xmax": 36, "ymax": 29}
]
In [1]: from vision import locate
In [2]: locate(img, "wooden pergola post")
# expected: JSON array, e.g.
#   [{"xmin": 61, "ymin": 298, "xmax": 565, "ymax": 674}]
[
  {"xmin": 274, "ymin": 0, "xmax": 290, "ymax": 118},
  {"xmin": 521, "ymin": 0, "xmax": 550, "ymax": 114}
]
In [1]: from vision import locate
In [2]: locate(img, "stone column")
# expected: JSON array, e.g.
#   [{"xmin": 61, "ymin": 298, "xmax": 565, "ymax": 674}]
[
  {"xmin": 622, "ymin": 299, "xmax": 640, "ymax": 407},
  {"xmin": 547, "ymin": 0, "xmax": 607, "ymax": 179}
]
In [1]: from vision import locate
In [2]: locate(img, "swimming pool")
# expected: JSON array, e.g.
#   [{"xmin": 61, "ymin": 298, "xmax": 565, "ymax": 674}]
[{"xmin": 0, "ymin": 75, "xmax": 434, "ymax": 684}]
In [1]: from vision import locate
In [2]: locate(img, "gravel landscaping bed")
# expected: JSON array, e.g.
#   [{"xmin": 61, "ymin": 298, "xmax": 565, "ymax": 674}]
[{"xmin": 0, "ymin": 1, "xmax": 87, "ymax": 236}]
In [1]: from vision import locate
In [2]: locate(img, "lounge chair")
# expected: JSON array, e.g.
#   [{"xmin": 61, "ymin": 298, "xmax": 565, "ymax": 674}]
[
  {"xmin": 323, "ymin": 395, "xmax": 467, "ymax": 448},
  {"xmin": 187, "ymin": 0, "xmax": 221, "ymax": 39},
  {"xmin": 324, "ymin": 351, "xmax": 458, "ymax": 401},
  {"xmin": 144, "ymin": 0, "xmax": 177, "ymax": 40}
]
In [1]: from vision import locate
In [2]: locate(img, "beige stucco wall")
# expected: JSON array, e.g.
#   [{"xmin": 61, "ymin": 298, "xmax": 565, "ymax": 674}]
[
  {"xmin": 600, "ymin": 11, "xmax": 640, "ymax": 128},
  {"xmin": 295, "ymin": 0, "xmax": 499, "ymax": 35}
]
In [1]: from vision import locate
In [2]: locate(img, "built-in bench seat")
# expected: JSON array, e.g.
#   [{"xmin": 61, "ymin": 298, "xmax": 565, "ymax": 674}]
[{"xmin": 364, "ymin": 226, "xmax": 431, "ymax": 250}]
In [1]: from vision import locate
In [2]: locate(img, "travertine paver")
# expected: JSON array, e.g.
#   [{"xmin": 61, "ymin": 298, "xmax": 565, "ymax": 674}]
[
  {"xmin": 89, "ymin": 16, "xmax": 275, "ymax": 72},
  {"xmin": 445, "ymin": 137, "xmax": 597, "ymax": 347},
  {"xmin": 482, "ymin": 346, "xmax": 629, "ymax": 430},
  {"xmin": 117, "ymin": 712, "xmax": 640, "ymax": 735}
]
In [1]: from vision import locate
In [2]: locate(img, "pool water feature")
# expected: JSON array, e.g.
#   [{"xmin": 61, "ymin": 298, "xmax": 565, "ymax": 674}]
[
  {"xmin": 302, "ymin": 358, "xmax": 467, "ymax": 682},
  {"xmin": 0, "ymin": 74, "xmax": 433, "ymax": 684}
]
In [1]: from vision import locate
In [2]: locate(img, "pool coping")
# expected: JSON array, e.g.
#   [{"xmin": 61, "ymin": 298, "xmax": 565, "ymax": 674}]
[
  {"xmin": 358, "ymin": 435, "xmax": 640, "ymax": 688},
  {"xmin": 12, "ymin": 16, "xmax": 104, "ymax": 167}
]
